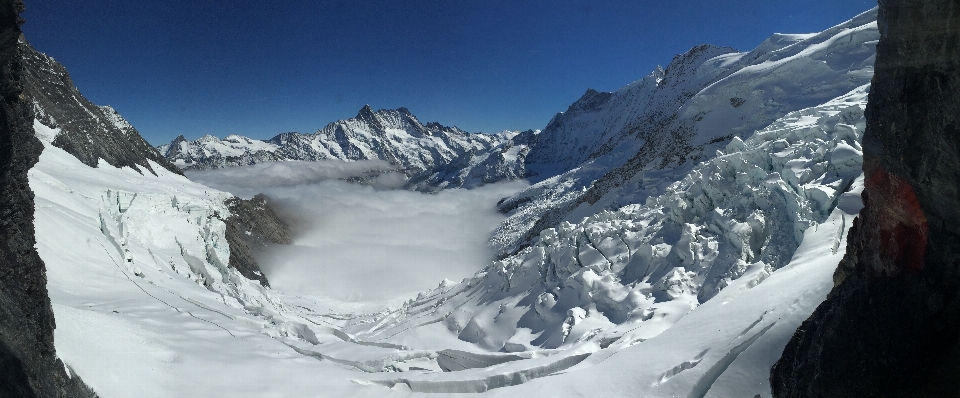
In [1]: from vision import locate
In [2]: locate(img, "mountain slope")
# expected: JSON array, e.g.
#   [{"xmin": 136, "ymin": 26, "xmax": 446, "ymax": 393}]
[
  {"xmin": 492, "ymin": 9, "xmax": 878, "ymax": 258},
  {"xmin": 326, "ymin": 83, "xmax": 871, "ymax": 397},
  {"xmin": 20, "ymin": 5, "xmax": 890, "ymax": 398},
  {"xmin": 21, "ymin": 39, "xmax": 179, "ymax": 176},
  {"xmin": 35, "ymin": 77, "xmax": 874, "ymax": 398}
]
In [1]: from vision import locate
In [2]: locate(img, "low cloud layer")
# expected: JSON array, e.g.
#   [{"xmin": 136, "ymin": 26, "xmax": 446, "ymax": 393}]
[
  {"xmin": 188, "ymin": 161, "xmax": 528, "ymax": 310},
  {"xmin": 186, "ymin": 160, "xmax": 403, "ymax": 195}
]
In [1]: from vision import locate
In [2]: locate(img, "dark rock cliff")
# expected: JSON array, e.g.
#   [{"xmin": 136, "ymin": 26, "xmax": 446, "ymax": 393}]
[
  {"xmin": 771, "ymin": 0, "xmax": 960, "ymax": 396},
  {"xmin": 218, "ymin": 194, "xmax": 291, "ymax": 287},
  {"xmin": 21, "ymin": 39, "xmax": 181, "ymax": 176},
  {"xmin": 0, "ymin": 0, "xmax": 96, "ymax": 396}
]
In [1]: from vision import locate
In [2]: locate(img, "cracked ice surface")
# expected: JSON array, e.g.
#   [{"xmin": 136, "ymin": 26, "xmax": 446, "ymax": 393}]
[
  {"xmin": 340, "ymin": 85, "xmax": 870, "ymax": 396},
  {"xmin": 30, "ymin": 127, "xmax": 410, "ymax": 396}
]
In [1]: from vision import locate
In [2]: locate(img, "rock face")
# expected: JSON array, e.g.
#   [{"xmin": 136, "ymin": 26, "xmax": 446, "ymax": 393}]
[
  {"xmin": 219, "ymin": 194, "xmax": 292, "ymax": 287},
  {"xmin": 22, "ymin": 40, "xmax": 180, "ymax": 176},
  {"xmin": 771, "ymin": 0, "xmax": 960, "ymax": 396},
  {"xmin": 0, "ymin": 0, "xmax": 96, "ymax": 396}
]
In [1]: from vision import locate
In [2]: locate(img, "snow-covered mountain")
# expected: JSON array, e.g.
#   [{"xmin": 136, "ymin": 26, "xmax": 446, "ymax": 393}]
[
  {"xmin": 9, "ymin": 5, "xmax": 893, "ymax": 398},
  {"xmin": 159, "ymin": 8, "xmax": 877, "ymax": 262},
  {"xmin": 336, "ymin": 84, "xmax": 869, "ymax": 395},
  {"xmin": 159, "ymin": 106, "xmax": 534, "ymax": 189},
  {"xmin": 492, "ymin": 9, "xmax": 878, "ymax": 258},
  {"xmin": 23, "ymin": 40, "xmax": 179, "ymax": 176}
]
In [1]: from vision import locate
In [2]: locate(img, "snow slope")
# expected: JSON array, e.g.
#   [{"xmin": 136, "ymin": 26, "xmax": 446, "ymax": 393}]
[
  {"xmin": 492, "ymin": 8, "xmax": 877, "ymax": 257},
  {"xmin": 339, "ymin": 85, "xmax": 869, "ymax": 396},
  {"xmin": 32, "ymin": 122, "xmax": 441, "ymax": 397}
]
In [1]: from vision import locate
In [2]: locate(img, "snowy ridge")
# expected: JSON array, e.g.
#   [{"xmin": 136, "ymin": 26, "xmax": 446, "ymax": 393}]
[
  {"xmin": 98, "ymin": 105, "xmax": 139, "ymax": 138},
  {"xmin": 492, "ymin": 8, "xmax": 878, "ymax": 257},
  {"xmin": 22, "ymin": 39, "xmax": 180, "ymax": 175},
  {"xmin": 159, "ymin": 106, "xmax": 531, "ymax": 189}
]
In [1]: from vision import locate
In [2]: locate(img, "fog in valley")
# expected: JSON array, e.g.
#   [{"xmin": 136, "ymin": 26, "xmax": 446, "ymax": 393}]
[{"xmin": 187, "ymin": 161, "xmax": 528, "ymax": 311}]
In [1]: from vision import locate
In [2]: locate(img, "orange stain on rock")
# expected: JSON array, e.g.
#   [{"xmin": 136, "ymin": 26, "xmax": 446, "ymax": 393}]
[{"xmin": 864, "ymin": 166, "xmax": 928, "ymax": 272}]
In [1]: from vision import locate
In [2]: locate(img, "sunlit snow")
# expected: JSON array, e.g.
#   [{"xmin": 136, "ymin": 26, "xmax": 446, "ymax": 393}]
[{"xmin": 32, "ymin": 10, "xmax": 879, "ymax": 398}]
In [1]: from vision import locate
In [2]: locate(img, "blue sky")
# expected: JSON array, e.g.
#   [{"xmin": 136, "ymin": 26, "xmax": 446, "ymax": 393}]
[{"xmin": 23, "ymin": 0, "xmax": 873, "ymax": 145}]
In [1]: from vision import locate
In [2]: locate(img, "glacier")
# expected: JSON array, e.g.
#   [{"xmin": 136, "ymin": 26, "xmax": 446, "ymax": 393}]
[{"xmin": 29, "ymin": 7, "xmax": 880, "ymax": 398}]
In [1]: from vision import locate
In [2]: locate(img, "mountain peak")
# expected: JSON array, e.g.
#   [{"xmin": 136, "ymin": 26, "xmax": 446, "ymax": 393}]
[
  {"xmin": 357, "ymin": 104, "xmax": 375, "ymax": 117},
  {"xmin": 567, "ymin": 88, "xmax": 613, "ymax": 114}
]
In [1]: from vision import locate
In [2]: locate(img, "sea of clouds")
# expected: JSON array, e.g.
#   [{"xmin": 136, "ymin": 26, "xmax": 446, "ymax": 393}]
[{"xmin": 187, "ymin": 161, "xmax": 528, "ymax": 311}]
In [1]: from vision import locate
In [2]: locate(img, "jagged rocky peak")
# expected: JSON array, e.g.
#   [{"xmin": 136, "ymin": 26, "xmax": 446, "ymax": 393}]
[
  {"xmin": 340, "ymin": 104, "xmax": 464, "ymax": 138},
  {"xmin": 355, "ymin": 104, "xmax": 380, "ymax": 125},
  {"xmin": 659, "ymin": 43, "xmax": 737, "ymax": 86},
  {"xmin": 21, "ymin": 39, "xmax": 180, "ymax": 176},
  {"xmin": 160, "ymin": 106, "xmax": 523, "ymax": 187},
  {"xmin": 771, "ymin": 0, "xmax": 960, "ymax": 396}
]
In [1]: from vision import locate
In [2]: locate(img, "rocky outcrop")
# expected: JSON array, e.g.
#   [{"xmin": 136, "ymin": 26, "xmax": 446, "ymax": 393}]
[
  {"xmin": 771, "ymin": 0, "xmax": 960, "ymax": 396},
  {"xmin": 0, "ymin": 0, "xmax": 96, "ymax": 396},
  {"xmin": 22, "ymin": 39, "xmax": 180, "ymax": 176},
  {"xmin": 218, "ymin": 194, "xmax": 292, "ymax": 287}
]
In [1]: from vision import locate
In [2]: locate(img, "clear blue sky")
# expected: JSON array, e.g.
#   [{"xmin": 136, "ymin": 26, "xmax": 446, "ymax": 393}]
[{"xmin": 22, "ymin": 0, "xmax": 874, "ymax": 145}]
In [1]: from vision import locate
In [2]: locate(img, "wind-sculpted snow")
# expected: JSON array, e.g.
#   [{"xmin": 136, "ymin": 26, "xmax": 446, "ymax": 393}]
[
  {"xmin": 159, "ymin": 106, "xmax": 531, "ymax": 190},
  {"xmin": 492, "ymin": 8, "xmax": 878, "ymax": 257},
  {"xmin": 339, "ymin": 85, "xmax": 869, "ymax": 396}
]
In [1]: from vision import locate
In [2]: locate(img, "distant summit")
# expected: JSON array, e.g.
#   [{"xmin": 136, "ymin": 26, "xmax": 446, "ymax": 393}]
[{"xmin": 159, "ymin": 106, "xmax": 534, "ymax": 190}]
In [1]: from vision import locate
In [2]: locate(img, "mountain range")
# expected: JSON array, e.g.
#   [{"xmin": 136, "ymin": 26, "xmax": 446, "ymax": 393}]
[
  {"xmin": 158, "ymin": 107, "xmax": 536, "ymax": 190},
  {"xmin": 4, "ymin": 2, "xmax": 958, "ymax": 397}
]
